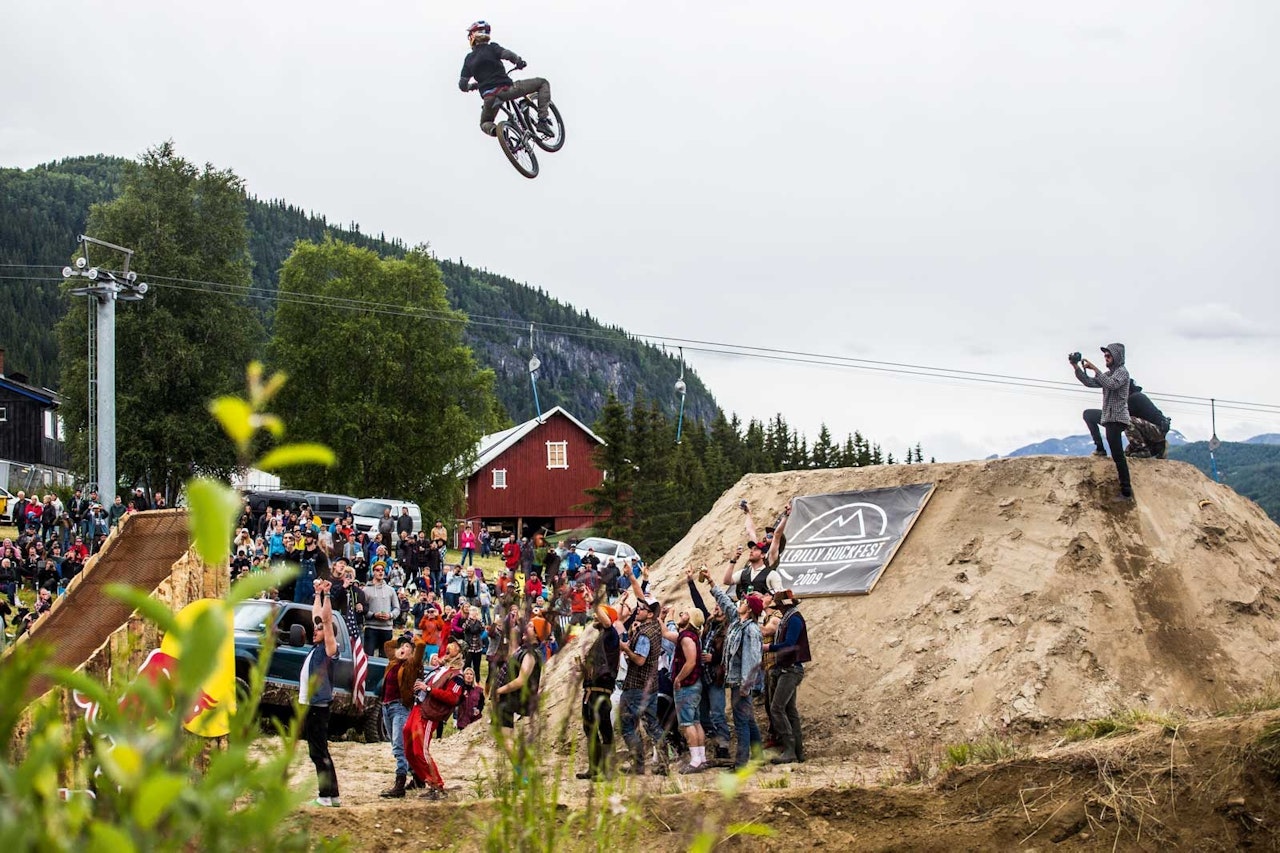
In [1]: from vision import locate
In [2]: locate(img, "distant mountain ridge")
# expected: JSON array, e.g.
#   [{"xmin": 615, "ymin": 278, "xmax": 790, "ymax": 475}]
[
  {"xmin": 0, "ymin": 154, "xmax": 717, "ymax": 427},
  {"xmin": 1004, "ymin": 430, "xmax": 1190, "ymax": 458}
]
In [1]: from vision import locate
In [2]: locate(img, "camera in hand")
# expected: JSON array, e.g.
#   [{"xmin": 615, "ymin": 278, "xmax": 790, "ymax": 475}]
[{"xmin": 1068, "ymin": 351, "xmax": 1083, "ymax": 365}]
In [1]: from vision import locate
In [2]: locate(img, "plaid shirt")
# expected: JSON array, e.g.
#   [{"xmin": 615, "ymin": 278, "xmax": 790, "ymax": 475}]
[{"xmin": 1075, "ymin": 342, "xmax": 1131, "ymax": 426}]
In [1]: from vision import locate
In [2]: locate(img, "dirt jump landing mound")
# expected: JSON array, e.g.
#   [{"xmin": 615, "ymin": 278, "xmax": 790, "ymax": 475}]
[{"xmin": 538, "ymin": 456, "xmax": 1280, "ymax": 757}]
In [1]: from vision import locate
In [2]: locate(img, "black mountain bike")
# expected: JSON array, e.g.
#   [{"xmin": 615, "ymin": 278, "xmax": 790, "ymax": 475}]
[{"xmin": 493, "ymin": 84, "xmax": 565, "ymax": 179}]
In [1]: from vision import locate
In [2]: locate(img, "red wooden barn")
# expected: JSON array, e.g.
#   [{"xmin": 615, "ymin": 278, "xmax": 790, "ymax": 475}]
[{"xmin": 462, "ymin": 406, "xmax": 606, "ymax": 537}]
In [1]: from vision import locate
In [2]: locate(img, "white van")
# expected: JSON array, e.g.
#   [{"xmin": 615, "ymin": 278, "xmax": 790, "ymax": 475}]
[{"xmin": 351, "ymin": 498, "xmax": 423, "ymax": 537}]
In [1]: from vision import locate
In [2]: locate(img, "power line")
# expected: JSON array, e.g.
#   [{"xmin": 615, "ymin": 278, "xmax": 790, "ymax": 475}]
[{"xmin": 3, "ymin": 265, "xmax": 1280, "ymax": 421}]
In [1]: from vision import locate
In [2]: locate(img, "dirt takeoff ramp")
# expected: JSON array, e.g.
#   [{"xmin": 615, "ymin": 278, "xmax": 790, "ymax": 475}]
[
  {"xmin": 15, "ymin": 509, "xmax": 194, "ymax": 703},
  {"xmin": 536, "ymin": 455, "xmax": 1280, "ymax": 760}
]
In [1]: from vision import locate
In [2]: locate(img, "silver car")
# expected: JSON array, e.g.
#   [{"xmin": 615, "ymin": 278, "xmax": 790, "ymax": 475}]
[{"xmin": 559, "ymin": 536, "xmax": 643, "ymax": 566}]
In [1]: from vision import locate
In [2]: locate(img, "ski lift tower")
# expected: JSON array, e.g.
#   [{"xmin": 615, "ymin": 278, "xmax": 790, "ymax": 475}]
[{"xmin": 63, "ymin": 236, "xmax": 149, "ymax": 499}]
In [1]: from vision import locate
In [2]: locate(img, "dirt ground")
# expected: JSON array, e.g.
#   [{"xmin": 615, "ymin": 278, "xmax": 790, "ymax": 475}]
[
  {"xmin": 280, "ymin": 456, "xmax": 1280, "ymax": 849},
  {"xmin": 288, "ymin": 707, "xmax": 1280, "ymax": 851}
]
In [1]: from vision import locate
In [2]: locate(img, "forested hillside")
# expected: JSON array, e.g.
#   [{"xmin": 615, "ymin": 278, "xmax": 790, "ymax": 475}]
[
  {"xmin": 1168, "ymin": 442, "xmax": 1280, "ymax": 524},
  {"xmin": 0, "ymin": 155, "xmax": 716, "ymax": 425},
  {"xmin": 0, "ymin": 156, "xmax": 125, "ymax": 384}
]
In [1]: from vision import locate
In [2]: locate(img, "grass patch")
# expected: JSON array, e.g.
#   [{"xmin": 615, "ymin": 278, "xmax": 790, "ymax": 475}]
[
  {"xmin": 1250, "ymin": 721, "xmax": 1280, "ymax": 777},
  {"xmin": 1217, "ymin": 684, "xmax": 1280, "ymax": 716},
  {"xmin": 1063, "ymin": 709, "xmax": 1182, "ymax": 743},
  {"xmin": 759, "ymin": 775, "xmax": 791, "ymax": 789},
  {"xmin": 940, "ymin": 736, "xmax": 1022, "ymax": 770},
  {"xmin": 887, "ymin": 740, "xmax": 938, "ymax": 784}
]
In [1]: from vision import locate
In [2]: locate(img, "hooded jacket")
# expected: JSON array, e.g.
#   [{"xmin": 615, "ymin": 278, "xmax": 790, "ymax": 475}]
[{"xmin": 1075, "ymin": 343, "xmax": 1131, "ymax": 426}]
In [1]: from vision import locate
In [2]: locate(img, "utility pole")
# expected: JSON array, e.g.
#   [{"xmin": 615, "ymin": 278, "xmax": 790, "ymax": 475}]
[
  {"xmin": 64, "ymin": 236, "xmax": 149, "ymax": 499},
  {"xmin": 1208, "ymin": 398, "xmax": 1221, "ymax": 482}
]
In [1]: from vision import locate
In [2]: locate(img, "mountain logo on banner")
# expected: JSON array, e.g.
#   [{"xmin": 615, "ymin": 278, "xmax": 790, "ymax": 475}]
[
  {"xmin": 776, "ymin": 484, "xmax": 935, "ymax": 596},
  {"xmin": 803, "ymin": 503, "xmax": 890, "ymax": 548}
]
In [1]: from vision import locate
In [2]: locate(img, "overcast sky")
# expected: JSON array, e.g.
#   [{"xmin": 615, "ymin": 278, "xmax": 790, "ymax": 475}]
[{"xmin": 4, "ymin": 1, "xmax": 1278, "ymax": 461}]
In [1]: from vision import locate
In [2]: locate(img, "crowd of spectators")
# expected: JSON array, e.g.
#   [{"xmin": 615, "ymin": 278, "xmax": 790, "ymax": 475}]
[{"xmin": 1, "ymin": 487, "xmax": 167, "ymax": 645}]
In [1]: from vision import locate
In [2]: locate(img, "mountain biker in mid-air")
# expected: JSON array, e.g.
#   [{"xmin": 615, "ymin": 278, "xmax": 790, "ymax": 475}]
[{"xmin": 458, "ymin": 21, "xmax": 552, "ymax": 138}]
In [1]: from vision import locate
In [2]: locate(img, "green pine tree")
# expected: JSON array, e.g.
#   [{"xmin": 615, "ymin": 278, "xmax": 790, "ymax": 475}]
[
  {"xmin": 268, "ymin": 238, "xmax": 499, "ymax": 518},
  {"xmin": 583, "ymin": 394, "xmax": 634, "ymax": 541},
  {"xmin": 55, "ymin": 142, "xmax": 261, "ymax": 498}
]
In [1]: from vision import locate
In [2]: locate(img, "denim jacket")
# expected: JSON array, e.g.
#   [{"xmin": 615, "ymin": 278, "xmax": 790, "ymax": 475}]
[{"xmin": 710, "ymin": 585, "xmax": 762, "ymax": 688}]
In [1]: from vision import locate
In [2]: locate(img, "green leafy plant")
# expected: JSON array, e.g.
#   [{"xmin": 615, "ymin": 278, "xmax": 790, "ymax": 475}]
[
  {"xmin": 940, "ymin": 736, "xmax": 1022, "ymax": 770},
  {"xmin": 686, "ymin": 763, "xmax": 777, "ymax": 852},
  {"xmin": 0, "ymin": 364, "xmax": 337, "ymax": 852},
  {"xmin": 477, "ymin": 719, "xmax": 645, "ymax": 853}
]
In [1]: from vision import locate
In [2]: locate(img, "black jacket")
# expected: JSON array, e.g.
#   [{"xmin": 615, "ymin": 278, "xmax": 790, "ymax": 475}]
[{"xmin": 458, "ymin": 42, "xmax": 522, "ymax": 95}]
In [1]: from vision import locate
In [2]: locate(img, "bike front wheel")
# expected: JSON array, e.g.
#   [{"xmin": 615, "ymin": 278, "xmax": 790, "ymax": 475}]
[
  {"xmin": 497, "ymin": 121, "xmax": 539, "ymax": 179},
  {"xmin": 520, "ymin": 100, "xmax": 565, "ymax": 153}
]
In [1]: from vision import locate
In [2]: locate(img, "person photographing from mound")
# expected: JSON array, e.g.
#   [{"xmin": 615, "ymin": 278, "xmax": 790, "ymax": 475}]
[
  {"xmin": 1071, "ymin": 343, "xmax": 1133, "ymax": 502},
  {"xmin": 1083, "ymin": 379, "xmax": 1172, "ymax": 460},
  {"xmin": 459, "ymin": 21, "xmax": 553, "ymax": 138}
]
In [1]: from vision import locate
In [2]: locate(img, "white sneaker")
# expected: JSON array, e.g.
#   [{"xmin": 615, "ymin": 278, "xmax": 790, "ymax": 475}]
[{"xmin": 313, "ymin": 796, "xmax": 342, "ymax": 808}]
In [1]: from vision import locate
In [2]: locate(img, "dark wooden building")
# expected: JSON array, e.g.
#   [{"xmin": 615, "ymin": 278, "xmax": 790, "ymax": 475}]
[
  {"xmin": 0, "ymin": 349, "xmax": 71, "ymax": 493},
  {"xmin": 462, "ymin": 406, "xmax": 606, "ymax": 538}
]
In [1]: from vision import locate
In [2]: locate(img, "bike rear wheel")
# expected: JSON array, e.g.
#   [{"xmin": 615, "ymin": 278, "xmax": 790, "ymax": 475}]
[
  {"xmin": 519, "ymin": 99, "xmax": 565, "ymax": 153},
  {"xmin": 497, "ymin": 121, "xmax": 539, "ymax": 179}
]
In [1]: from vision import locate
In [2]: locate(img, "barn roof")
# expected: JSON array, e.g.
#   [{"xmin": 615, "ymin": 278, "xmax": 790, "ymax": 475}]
[{"xmin": 469, "ymin": 406, "xmax": 605, "ymax": 477}]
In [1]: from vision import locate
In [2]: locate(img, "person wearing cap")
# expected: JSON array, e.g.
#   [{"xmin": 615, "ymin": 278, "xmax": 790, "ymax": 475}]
[
  {"xmin": 724, "ymin": 539, "xmax": 784, "ymax": 600},
  {"xmin": 293, "ymin": 528, "xmax": 331, "ymax": 604},
  {"xmin": 660, "ymin": 601, "xmax": 707, "ymax": 774},
  {"xmin": 1072, "ymin": 343, "xmax": 1134, "ymax": 501},
  {"xmin": 576, "ymin": 603, "xmax": 621, "ymax": 780},
  {"xmin": 764, "ymin": 590, "xmax": 810, "ymax": 764},
  {"xmin": 685, "ymin": 566, "xmax": 733, "ymax": 764},
  {"xmin": 617, "ymin": 590, "xmax": 667, "ymax": 776},
  {"xmin": 563, "ymin": 542, "xmax": 583, "ymax": 583},
  {"xmin": 379, "ymin": 633, "xmax": 427, "ymax": 798},
  {"xmin": 699, "ymin": 559, "xmax": 765, "ymax": 770}
]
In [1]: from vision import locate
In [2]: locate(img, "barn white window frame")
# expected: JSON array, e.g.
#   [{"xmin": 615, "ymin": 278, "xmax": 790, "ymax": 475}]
[
  {"xmin": 492, "ymin": 469, "xmax": 508, "ymax": 489},
  {"xmin": 546, "ymin": 441, "xmax": 568, "ymax": 469}
]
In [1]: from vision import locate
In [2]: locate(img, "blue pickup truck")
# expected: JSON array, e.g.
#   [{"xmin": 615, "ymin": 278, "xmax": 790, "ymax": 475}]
[{"xmin": 233, "ymin": 599, "xmax": 389, "ymax": 741}]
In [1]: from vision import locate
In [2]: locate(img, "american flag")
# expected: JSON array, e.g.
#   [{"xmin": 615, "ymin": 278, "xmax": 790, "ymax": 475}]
[{"xmin": 347, "ymin": 616, "xmax": 369, "ymax": 713}]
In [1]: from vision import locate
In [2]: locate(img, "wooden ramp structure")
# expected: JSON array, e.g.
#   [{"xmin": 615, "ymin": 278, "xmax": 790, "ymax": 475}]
[{"xmin": 14, "ymin": 509, "xmax": 221, "ymax": 704}]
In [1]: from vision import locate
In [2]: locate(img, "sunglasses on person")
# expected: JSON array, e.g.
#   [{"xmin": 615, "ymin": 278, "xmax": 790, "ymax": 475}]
[{"xmin": 313, "ymin": 617, "xmax": 325, "ymax": 627}]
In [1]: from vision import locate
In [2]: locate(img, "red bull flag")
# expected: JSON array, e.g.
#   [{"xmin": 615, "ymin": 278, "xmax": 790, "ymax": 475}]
[{"xmin": 73, "ymin": 598, "xmax": 237, "ymax": 738}]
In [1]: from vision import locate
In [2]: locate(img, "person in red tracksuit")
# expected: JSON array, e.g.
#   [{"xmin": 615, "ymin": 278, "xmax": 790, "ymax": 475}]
[{"xmin": 404, "ymin": 642, "xmax": 466, "ymax": 800}]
